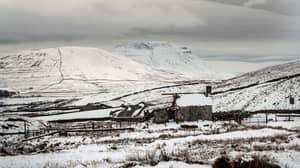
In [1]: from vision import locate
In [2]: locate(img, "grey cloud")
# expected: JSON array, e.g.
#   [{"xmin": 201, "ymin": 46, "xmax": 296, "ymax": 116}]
[
  {"xmin": 126, "ymin": 11, "xmax": 300, "ymax": 41},
  {"xmin": 203, "ymin": 0, "xmax": 300, "ymax": 16},
  {"xmin": 0, "ymin": 0, "xmax": 203, "ymax": 44},
  {"xmin": 0, "ymin": 0, "xmax": 299, "ymax": 44},
  {"xmin": 198, "ymin": 53, "xmax": 300, "ymax": 62}
]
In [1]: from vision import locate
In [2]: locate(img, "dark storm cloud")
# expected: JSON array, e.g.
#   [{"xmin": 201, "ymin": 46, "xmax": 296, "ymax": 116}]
[
  {"xmin": 0, "ymin": 5, "xmax": 125, "ymax": 44},
  {"xmin": 0, "ymin": 0, "xmax": 203, "ymax": 44},
  {"xmin": 0, "ymin": 0, "xmax": 299, "ymax": 44}
]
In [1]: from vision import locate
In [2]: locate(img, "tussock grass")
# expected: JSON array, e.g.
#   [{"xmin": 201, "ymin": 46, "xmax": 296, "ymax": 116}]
[
  {"xmin": 43, "ymin": 160, "xmax": 104, "ymax": 168},
  {"xmin": 213, "ymin": 155, "xmax": 281, "ymax": 168},
  {"xmin": 126, "ymin": 146, "xmax": 160, "ymax": 166},
  {"xmin": 126, "ymin": 144, "xmax": 211, "ymax": 166},
  {"xmin": 192, "ymin": 134, "xmax": 289, "ymax": 146}
]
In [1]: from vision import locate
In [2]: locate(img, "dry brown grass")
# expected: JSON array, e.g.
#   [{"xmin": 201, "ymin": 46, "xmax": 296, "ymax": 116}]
[
  {"xmin": 192, "ymin": 134, "xmax": 289, "ymax": 146},
  {"xmin": 126, "ymin": 147, "xmax": 160, "ymax": 166},
  {"xmin": 213, "ymin": 155, "xmax": 281, "ymax": 168},
  {"xmin": 42, "ymin": 160, "xmax": 104, "ymax": 168},
  {"xmin": 126, "ymin": 145, "xmax": 212, "ymax": 166},
  {"xmin": 97, "ymin": 132, "xmax": 205, "ymax": 145},
  {"xmin": 125, "ymin": 132, "xmax": 294, "ymax": 167}
]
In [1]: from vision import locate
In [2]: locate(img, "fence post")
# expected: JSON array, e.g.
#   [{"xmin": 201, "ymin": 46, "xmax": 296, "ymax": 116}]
[{"xmin": 24, "ymin": 121, "xmax": 27, "ymax": 138}]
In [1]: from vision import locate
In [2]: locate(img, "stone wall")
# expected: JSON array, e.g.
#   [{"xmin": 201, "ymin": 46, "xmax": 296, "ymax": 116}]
[
  {"xmin": 176, "ymin": 105, "xmax": 212, "ymax": 122},
  {"xmin": 152, "ymin": 109, "xmax": 171, "ymax": 123}
]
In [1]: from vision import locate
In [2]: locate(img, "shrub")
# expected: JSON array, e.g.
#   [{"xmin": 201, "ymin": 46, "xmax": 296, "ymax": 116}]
[
  {"xmin": 126, "ymin": 148, "xmax": 159, "ymax": 166},
  {"xmin": 213, "ymin": 156, "xmax": 232, "ymax": 168},
  {"xmin": 234, "ymin": 156, "xmax": 281, "ymax": 168},
  {"xmin": 213, "ymin": 155, "xmax": 281, "ymax": 168}
]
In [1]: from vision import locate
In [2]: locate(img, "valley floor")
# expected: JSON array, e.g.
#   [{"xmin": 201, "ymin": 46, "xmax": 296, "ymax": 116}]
[{"xmin": 1, "ymin": 118, "xmax": 300, "ymax": 168}]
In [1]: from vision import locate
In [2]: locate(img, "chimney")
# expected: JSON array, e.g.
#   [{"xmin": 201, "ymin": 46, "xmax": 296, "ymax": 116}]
[
  {"xmin": 290, "ymin": 96, "xmax": 295, "ymax": 105},
  {"xmin": 206, "ymin": 86, "xmax": 212, "ymax": 97}
]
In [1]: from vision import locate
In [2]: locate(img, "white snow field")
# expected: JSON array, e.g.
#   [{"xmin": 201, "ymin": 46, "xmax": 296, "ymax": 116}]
[{"xmin": 0, "ymin": 46, "xmax": 173, "ymax": 95}]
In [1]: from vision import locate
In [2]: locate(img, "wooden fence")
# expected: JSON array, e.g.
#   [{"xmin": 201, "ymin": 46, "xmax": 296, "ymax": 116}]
[
  {"xmin": 1, "ymin": 120, "xmax": 138, "ymax": 142},
  {"xmin": 242, "ymin": 113, "xmax": 300, "ymax": 125}
]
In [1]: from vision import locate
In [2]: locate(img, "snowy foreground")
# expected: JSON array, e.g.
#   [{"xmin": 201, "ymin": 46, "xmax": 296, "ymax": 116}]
[{"xmin": 1, "ymin": 119, "xmax": 300, "ymax": 168}]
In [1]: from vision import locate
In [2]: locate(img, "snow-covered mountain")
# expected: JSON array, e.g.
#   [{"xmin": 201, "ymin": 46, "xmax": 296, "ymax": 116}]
[
  {"xmin": 114, "ymin": 41, "xmax": 232, "ymax": 80},
  {"xmin": 213, "ymin": 60, "xmax": 300, "ymax": 112},
  {"xmin": 0, "ymin": 47, "xmax": 172, "ymax": 94}
]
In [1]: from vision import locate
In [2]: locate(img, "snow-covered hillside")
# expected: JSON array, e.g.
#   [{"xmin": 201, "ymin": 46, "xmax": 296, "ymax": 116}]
[
  {"xmin": 1, "ymin": 45, "xmax": 298, "ymax": 114},
  {"xmin": 215, "ymin": 60, "xmax": 300, "ymax": 91},
  {"xmin": 114, "ymin": 41, "xmax": 232, "ymax": 80},
  {"xmin": 0, "ymin": 46, "xmax": 216, "ymax": 113},
  {"xmin": 213, "ymin": 60, "xmax": 300, "ymax": 112},
  {"xmin": 0, "ymin": 47, "xmax": 171, "ymax": 94}
]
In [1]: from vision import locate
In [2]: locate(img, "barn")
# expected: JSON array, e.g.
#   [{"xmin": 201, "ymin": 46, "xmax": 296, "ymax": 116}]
[{"xmin": 153, "ymin": 93, "xmax": 213, "ymax": 123}]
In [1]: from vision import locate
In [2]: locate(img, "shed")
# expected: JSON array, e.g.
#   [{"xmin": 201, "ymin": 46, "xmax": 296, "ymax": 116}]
[{"xmin": 0, "ymin": 88, "xmax": 18, "ymax": 98}]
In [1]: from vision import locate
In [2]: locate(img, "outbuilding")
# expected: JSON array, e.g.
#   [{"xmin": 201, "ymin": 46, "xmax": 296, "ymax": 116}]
[
  {"xmin": 176, "ymin": 94, "xmax": 212, "ymax": 122},
  {"xmin": 152, "ymin": 93, "xmax": 213, "ymax": 123}
]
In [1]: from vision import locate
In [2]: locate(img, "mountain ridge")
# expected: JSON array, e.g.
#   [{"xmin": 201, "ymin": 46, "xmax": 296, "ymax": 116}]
[{"xmin": 114, "ymin": 41, "xmax": 233, "ymax": 80}]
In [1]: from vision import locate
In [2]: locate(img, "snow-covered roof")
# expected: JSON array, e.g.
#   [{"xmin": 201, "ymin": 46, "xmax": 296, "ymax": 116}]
[
  {"xmin": 177, "ymin": 94, "xmax": 212, "ymax": 107},
  {"xmin": 0, "ymin": 88, "xmax": 17, "ymax": 92}
]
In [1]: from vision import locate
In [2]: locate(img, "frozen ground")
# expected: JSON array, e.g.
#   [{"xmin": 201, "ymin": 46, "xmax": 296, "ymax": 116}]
[{"xmin": 1, "ymin": 120, "xmax": 299, "ymax": 168}]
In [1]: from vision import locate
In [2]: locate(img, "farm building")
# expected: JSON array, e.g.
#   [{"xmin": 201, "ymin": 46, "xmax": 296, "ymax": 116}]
[
  {"xmin": 153, "ymin": 93, "xmax": 213, "ymax": 123},
  {"xmin": 0, "ymin": 88, "xmax": 18, "ymax": 98}
]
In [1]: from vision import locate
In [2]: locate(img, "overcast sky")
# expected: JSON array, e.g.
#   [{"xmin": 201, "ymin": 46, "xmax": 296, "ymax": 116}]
[{"xmin": 0, "ymin": 0, "xmax": 299, "ymax": 63}]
